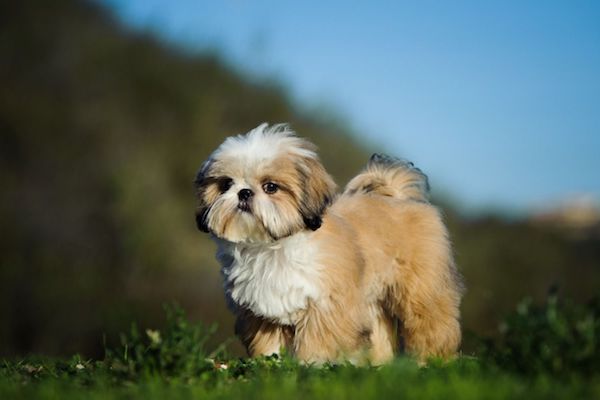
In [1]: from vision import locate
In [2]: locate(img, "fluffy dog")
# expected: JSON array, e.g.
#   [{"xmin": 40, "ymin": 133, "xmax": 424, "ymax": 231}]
[{"xmin": 194, "ymin": 123, "xmax": 463, "ymax": 364}]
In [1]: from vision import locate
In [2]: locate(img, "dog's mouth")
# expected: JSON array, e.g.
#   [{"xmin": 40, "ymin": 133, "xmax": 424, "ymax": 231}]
[{"xmin": 237, "ymin": 201, "xmax": 252, "ymax": 213}]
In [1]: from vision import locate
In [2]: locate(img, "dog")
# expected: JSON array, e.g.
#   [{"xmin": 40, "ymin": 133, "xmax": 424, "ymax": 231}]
[{"xmin": 194, "ymin": 123, "xmax": 463, "ymax": 364}]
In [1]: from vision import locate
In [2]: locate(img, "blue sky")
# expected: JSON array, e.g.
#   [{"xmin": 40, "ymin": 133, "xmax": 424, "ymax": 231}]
[{"xmin": 102, "ymin": 0, "xmax": 600, "ymax": 214}]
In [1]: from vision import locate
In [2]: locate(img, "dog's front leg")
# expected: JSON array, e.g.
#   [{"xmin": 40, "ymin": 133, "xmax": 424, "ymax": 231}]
[
  {"xmin": 293, "ymin": 303, "xmax": 371, "ymax": 364},
  {"xmin": 234, "ymin": 311, "xmax": 292, "ymax": 357}
]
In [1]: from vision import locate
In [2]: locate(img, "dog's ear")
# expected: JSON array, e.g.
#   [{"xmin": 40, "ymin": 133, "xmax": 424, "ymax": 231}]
[
  {"xmin": 296, "ymin": 157, "xmax": 336, "ymax": 231},
  {"xmin": 194, "ymin": 159, "xmax": 213, "ymax": 233},
  {"xmin": 195, "ymin": 208, "xmax": 210, "ymax": 233}
]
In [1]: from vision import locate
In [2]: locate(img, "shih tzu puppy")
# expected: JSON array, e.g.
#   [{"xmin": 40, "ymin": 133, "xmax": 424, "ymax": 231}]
[{"xmin": 194, "ymin": 123, "xmax": 463, "ymax": 364}]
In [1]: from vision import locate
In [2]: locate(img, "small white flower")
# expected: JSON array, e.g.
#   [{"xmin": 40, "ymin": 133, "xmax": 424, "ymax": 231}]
[
  {"xmin": 145, "ymin": 329, "xmax": 162, "ymax": 345},
  {"xmin": 217, "ymin": 363, "xmax": 228, "ymax": 370}
]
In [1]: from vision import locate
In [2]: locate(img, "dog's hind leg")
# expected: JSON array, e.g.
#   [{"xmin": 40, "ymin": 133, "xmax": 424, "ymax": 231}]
[{"xmin": 388, "ymin": 223, "xmax": 463, "ymax": 361}]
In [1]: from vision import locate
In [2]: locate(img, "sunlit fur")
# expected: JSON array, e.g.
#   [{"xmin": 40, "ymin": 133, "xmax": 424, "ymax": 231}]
[{"xmin": 195, "ymin": 124, "xmax": 464, "ymax": 365}]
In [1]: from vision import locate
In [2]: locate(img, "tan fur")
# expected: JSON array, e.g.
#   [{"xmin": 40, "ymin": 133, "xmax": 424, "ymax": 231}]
[
  {"xmin": 232, "ymin": 194, "xmax": 463, "ymax": 364},
  {"xmin": 196, "ymin": 126, "xmax": 463, "ymax": 364}
]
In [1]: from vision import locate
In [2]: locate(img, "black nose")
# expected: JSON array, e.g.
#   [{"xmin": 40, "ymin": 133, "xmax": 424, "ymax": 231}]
[{"xmin": 238, "ymin": 189, "xmax": 253, "ymax": 201}]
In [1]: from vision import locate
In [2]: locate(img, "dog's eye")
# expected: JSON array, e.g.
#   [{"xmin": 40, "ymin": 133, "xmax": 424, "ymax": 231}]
[
  {"xmin": 218, "ymin": 178, "xmax": 233, "ymax": 193},
  {"xmin": 262, "ymin": 182, "xmax": 278, "ymax": 194}
]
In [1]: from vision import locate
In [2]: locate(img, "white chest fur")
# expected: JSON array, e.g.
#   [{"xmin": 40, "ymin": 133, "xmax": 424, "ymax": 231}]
[{"xmin": 217, "ymin": 232, "xmax": 322, "ymax": 325}]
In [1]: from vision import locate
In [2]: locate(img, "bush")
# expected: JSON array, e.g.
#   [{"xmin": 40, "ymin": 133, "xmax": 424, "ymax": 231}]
[
  {"xmin": 481, "ymin": 291, "xmax": 600, "ymax": 376},
  {"xmin": 104, "ymin": 304, "xmax": 222, "ymax": 381}
]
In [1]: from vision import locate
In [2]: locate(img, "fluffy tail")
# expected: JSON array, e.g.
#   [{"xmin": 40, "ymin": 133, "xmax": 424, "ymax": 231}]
[{"xmin": 343, "ymin": 153, "xmax": 430, "ymax": 202}]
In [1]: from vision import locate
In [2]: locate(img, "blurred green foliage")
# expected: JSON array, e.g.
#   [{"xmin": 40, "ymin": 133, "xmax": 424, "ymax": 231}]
[
  {"xmin": 481, "ymin": 293, "xmax": 600, "ymax": 376},
  {"xmin": 105, "ymin": 304, "xmax": 219, "ymax": 381},
  {"xmin": 0, "ymin": 0, "xmax": 599, "ymax": 360}
]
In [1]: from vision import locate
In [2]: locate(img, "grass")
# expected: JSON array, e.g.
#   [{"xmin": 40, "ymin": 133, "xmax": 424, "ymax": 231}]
[
  {"xmin": 2, "ymin": 295, "xmax": 599, "ymax": 399},
  {"xmin": 2, "ymin": 356, "xmax": 598, "ymax": 400}
]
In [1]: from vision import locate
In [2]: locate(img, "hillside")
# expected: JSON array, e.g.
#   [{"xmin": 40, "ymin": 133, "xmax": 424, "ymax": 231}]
[
  {"xmin": 1, "ymin": 0, "xmax": 599, "ymax": 358},
  {"xmin": 0, "ymin": 0, "xmax": 370, "ymax": 356}
]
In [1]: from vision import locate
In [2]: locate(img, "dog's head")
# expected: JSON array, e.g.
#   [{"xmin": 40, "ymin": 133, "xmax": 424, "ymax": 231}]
[{"xmin": 194, "ymin": 123, "xmax": 336, "ymax": 243}]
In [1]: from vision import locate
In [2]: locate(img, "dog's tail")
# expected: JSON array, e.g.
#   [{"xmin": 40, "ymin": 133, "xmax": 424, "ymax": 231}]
[{"xmin": 343, "ymin": 153, "xmax": 430, "ymax": 202}]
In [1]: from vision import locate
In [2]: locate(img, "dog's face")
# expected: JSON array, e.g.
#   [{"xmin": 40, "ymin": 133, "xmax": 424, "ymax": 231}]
[{"xmin": 195, "ymin": 124, "xmax": 336, "ymax": 243}]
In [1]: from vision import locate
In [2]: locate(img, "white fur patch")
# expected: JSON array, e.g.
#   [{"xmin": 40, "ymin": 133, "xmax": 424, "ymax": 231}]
[
  {"xmin": 217, "ymin": 231, "xmax": 322, "ymax": 325},
  {"xmin": 213, "ymin": 123, "xmax": 316, "ymax": 169}
]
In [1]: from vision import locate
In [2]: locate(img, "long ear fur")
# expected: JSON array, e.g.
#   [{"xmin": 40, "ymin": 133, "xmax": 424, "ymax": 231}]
[
  {"xmin": 295, "ymin": 156, "xmax": 337, "ymax": 231},
  {"xmin": 195, "ymin": 208, "xmax": 210, "ymax": 233},
  {"xmin": 194, "ymin": 159, "xmax": 213, "ymax": 233}
]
